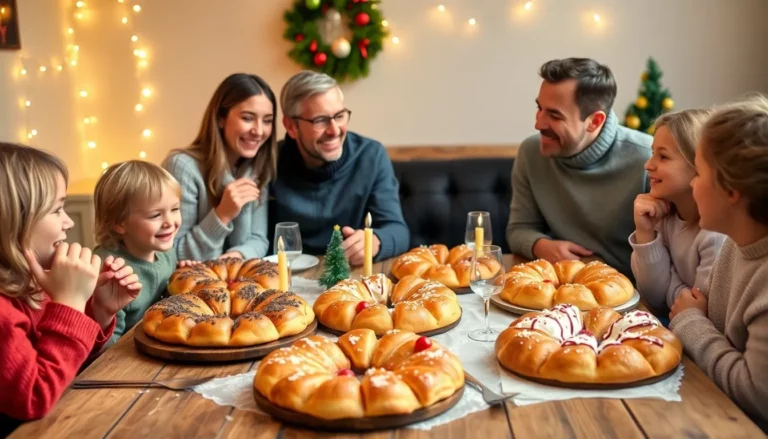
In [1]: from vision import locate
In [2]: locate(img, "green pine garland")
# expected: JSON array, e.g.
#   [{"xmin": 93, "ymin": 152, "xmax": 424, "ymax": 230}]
[
  {"xmin": 283, "ymin": 0, "xmax": 388, "ymax": 83},
  {"xmin": 623, "ymin": 57, "xmax": 675, "ymax": 134},
  {"xmin": 319, "ymin": 225, "xmax": 351, "ymax": 288}
]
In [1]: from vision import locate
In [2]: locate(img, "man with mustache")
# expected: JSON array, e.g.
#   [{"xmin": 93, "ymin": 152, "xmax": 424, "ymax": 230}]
[
  {"xmin": 506, "ymin": 58, "xmax": 652, "ymax": 279},
  {"xmin": 270, "ymin": 71, "xmax": 409, "ymax": 265}
]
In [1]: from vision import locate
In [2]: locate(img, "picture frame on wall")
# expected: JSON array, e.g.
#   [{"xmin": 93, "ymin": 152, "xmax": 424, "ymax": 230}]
[{"xmin": 0, "ymin": 0, "xmax": 21, "ymax": 50}]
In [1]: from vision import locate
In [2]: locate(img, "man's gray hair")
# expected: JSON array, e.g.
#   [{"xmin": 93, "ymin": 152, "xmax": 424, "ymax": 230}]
[{"xmin": 280, "ymin": 70, "xmax": 341, "ymax": 118}]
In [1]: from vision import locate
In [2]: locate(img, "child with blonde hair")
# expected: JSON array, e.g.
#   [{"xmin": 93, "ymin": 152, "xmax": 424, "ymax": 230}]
[
  {"xmin": 94, "ymin": 160, "xmax": 196, "ymax": 344},
  {"xmin": 630, "ymin": 109, "xmax": 726, "ymax": 311},
  {"xmin": 0, "ymin": 143, "xmax": 140, "ymax": 429},
  {"xmin": 669, "ymin": 94, "xmax": 768, "ymax": 430}
]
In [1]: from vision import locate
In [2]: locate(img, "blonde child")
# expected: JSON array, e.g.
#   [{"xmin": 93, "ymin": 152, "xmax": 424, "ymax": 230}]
[
  {"xmin": 0, "ymin": 143, "xmax": 140, "ymax": 428},
  {"xmin": 93, "ymin": 160, "xmax": 196, "ymax": 345},
  {"xmin": 670, "ymin": 94, "xmax": 768, "ymax": 430},
  {"xmin": 630, "ymin": 109, "xmax": 726, "ymax": 312}
]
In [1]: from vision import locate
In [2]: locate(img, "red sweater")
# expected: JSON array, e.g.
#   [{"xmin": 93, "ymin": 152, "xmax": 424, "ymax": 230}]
[{"xmin": 0, "ymin": 293, "xmax": 115, "ymax": 422}]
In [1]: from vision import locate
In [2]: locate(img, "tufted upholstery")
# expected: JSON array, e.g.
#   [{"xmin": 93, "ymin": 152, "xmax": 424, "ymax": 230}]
[{"xmin": 392, "ymin": 158, "xmax": 514, "ymax": 254}]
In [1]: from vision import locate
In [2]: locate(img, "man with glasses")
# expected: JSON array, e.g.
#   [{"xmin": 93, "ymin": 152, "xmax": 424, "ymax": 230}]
[{"xmin": 270, "ymin": 70, "xmax": 409, "ymax": 265}]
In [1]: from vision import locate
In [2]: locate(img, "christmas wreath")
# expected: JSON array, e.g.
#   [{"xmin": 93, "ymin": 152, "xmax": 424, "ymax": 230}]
[{"xmin": 283, "ymin": 0, "xmax": 387, "ymax": 83}]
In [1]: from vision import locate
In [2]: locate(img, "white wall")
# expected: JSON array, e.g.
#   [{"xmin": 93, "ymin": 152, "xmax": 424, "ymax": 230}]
[{"xmin": 2, "ymin": 0, "xmax": 768, "ymax": 186}]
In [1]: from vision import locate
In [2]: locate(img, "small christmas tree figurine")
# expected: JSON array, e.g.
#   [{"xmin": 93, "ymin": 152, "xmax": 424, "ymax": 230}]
[
  {"xmin": 624, "ymin": 57, "xmax": 675, "ymax": 134},
  {"xmin": 319, "ymin": 225, "xmax": 351, "ymax": 289}
]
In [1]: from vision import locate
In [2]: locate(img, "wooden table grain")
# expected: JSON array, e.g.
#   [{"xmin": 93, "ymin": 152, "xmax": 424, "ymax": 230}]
[{"xmin": 10, "ymin": 256, "xmax": 765, "ymax": 438}]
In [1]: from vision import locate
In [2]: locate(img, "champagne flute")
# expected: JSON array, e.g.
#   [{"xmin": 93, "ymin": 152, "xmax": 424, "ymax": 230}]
[
  {"xmin": 468, "ymin": 245, "xmax": 505, "ymax": 342},
  {"xmin": 465, "ymin": 211, "xmax": 492, "ymax": 250},
  {"xmin": 274, "ymin": 222, "xmax": 302, "ymax": 263}
]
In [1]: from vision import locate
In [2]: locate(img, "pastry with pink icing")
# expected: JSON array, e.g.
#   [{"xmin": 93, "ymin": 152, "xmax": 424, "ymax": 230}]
[{"xmin": 496, "ymin": 305, "xmax": 683, "ymax": 384}]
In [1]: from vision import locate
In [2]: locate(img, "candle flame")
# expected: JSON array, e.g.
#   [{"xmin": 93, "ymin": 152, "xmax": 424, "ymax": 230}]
[
  {"xmin": 365, "ymin": 212, "xmax": 372, "ymax": 228},
  {"xmin": 278, "ymin": 236, "xmax": 284, "ymax": 252},
  {"xmin": 477, "ymin": 215, "xmax": 483, "ymax": 227}
]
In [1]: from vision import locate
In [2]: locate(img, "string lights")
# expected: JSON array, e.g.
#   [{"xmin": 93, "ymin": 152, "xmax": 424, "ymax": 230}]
[{"xmin": 12, "ymin": 0, "xmax": 604, "ymax": 177}]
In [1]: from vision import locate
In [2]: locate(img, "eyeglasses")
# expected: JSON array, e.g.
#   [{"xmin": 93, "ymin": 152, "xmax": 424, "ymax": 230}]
[{"xmin": 293, "ymin": 109, "xmax": 352, "ymax": 132}]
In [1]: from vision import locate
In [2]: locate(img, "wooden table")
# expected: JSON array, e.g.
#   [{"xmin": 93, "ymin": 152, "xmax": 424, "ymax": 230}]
[{"xmin": 11, "ymin": 256, "xmax": 764, "ymax": 438}]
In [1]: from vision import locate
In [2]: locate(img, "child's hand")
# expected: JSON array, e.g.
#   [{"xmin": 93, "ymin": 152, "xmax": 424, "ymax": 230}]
[
  {"xmin": 177, "ymin": 259, "xmax": 201, "ymax": 268},
  {"xmin": 90, "ymin": 256, "xmax": 142, "ymax": 330},
  {"xmin": 218, "ymin": 251, "xmax": 244, "ymax": 260},
  {"xmin": 670, "ymin": 287, "xmax": 708, "ymax": 320},
  {"xmin": 633, "ymin": 194, "xmax": 670, "ymax": 243},
  {"xmin": 24, "ymin": 243, "xmax": 100, "ymax": 312}
]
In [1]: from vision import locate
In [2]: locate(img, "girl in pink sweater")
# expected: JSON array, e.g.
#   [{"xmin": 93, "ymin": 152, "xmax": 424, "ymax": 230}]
[
  {"xmin": 629, "ymin": 109, "xmax": 726, "ymax": 312},
  {"xmin": 670, "ymin": 94, "xmax": 768, "ymax": 430}
]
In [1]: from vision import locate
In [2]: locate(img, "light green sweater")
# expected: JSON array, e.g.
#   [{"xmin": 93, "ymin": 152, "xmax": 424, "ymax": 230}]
[
  {"xmin": 505, "ymin": 111, "xmax": 652, "ymax": 279},
  {"xmin": 94, "ymin": 245, "xmax": 177, "ymax": 345}
]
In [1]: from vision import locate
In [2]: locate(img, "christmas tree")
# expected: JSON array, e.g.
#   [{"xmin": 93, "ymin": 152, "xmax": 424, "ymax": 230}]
[
  {"xmin": 319, "ymin": 225, "xmax": 351, "ymax": 289},
  {"xmin": 624, "ymin": 57, "xmax": 675, "ymax": 134}
]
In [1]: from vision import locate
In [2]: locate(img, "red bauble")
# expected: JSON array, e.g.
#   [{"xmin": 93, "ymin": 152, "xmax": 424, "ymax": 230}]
[
  {"xmin": 362, "ymin": 38, "xmax": 370, "ymax": 45},
  {"xmin": 358, "ymin": 37, "xmax": 370, "ymax": 59},
  {"xmin": 355, "ymin": 301, "xmax": 369, "ymax": 313},
  {"xmin": 359, "ymin": 46, "xmax": 368, "ymax": 59},
  {"xmin": 354, "ymin": 12, "xmax": 370, "ymax": 26},
  {"xmin": 295, "ymin": 34, "xmax": 305, "ymax": 42},
  {"xmin": 313, "ymin": 52, "xmax": 327, "ymax": 66},
  {"xmin": 414, "ymin": 336, "xmax": 432, "ymax": 352},
  {"xmin": 337, "ymin": 368, "xmax": 355, "ymax": 377},
  {"xmin": 309, "ymin": 40, "xmax": 318, "ymax": 52}
]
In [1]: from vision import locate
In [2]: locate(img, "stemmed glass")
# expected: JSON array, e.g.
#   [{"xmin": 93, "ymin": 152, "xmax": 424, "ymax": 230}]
[
  {"xmin": 274, "ymin": 222, "xmax": 302, "ymax": 290},
  {"xmin": 468, "ymin": 245, "xmax": 505, "ymax": 342},
  {"xmin": 465, "ymin": 211, "xmax": 492, "ymax": 250},
  {"xmin": 274, "ymin": 222, "xmax": 302, "ymax": 262}
]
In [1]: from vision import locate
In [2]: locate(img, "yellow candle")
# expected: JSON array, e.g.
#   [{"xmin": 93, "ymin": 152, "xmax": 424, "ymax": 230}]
[
  {"xmin": 277, "ymin": 236, "xmax": 289, "ymax": 291},
  {"xmin": 475, "ymin": 215, "xmax": 484, "ymax": 255},
  {"xmin": 364, "ymin": 212, "xmax": 373, "ymax": 277}
]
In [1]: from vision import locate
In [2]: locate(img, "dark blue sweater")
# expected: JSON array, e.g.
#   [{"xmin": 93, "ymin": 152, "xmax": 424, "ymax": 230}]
[{"xmin": 270, "ymin": 131, "xmax": 410, "ymax": 260}]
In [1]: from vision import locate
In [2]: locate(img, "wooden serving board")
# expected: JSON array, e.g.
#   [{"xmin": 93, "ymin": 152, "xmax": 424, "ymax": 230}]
[
  {"xmin": 500, "ymin": 363, "xmax": 680, "ymax": 390},
  {"xmin": 319, "ymin": 311, "xmax": 462, "ymax": 338},
  {"xmin": 253, "ymin": 385, "xmax": 463, "ymax": 431},
  {"xmin": 134, "ymin": 319, "xmax": 318, "ymax": 363}
]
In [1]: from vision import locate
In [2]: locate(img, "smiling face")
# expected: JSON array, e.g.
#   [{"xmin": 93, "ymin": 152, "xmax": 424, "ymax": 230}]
[
  {"xmin": 284, "ymin": 87, "xmax": 348, "ymax": 168},
  {"xmin": 29, "ymin": 173, "xmax": 74, "ymax": 269},
  {"xmin": 535, "ymin": 79, "xmax": 605, "ymax": 157},
  {"xmin": 219, "ymin": 94, "xmax": 274, "ymax": 165},
  {"xmin": 114, "ymin": 184, "xmax": 181, "ymax": 262},
  {"xmin": 645, "ymin": 126, "xmax": 696, "ymax": 202}
]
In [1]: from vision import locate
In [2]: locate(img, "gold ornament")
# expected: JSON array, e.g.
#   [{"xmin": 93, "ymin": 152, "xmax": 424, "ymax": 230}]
[
  {"xmin": 662, "ymin": 97, "xmax": 674, "ymax": 110},
  {"xmin": 646, "ymin": 125, "xmax": 656, "ymax": 135},
  {"xmin": 641, "ymin": 72, "xmax": 649, "ymax": 81},
  {"xmin": 331, "ymin": 37, "xmax": 351, "ymax": 58},
  {"xmin": 635, "ymin": 96, "xmax": 648, "ymax": 109},
  {"xmin": 626, "ymin": 115, "xmax": 641, "ymax": 129}
]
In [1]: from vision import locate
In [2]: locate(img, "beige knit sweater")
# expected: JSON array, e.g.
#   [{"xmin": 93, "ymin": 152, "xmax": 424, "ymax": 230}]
[{"xmin": 670, "ymin": 234, "xmax": 768, "ymax": 430}]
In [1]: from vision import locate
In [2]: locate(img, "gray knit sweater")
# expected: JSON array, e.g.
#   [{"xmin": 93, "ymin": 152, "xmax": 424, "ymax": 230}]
[
  {"xmin": 629, "ymin": 215, "xmax": 726, "ymax": 310},
  {"xmin": 670, "ymin": 234, "xmax": 768, "ymax": 430},
  {"xmin": 505, "ymin": 111, "xmax": 653, "ymax": 279},
  {"xmin": 162, "ymin": 152, "xmax": 269, "ymax": 261}
]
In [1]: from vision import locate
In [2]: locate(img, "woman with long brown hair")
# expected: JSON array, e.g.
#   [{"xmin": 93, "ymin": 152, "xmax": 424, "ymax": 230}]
[{"xmin": 163, "ymin": 73, "xmax": 278, "ymax": 261}]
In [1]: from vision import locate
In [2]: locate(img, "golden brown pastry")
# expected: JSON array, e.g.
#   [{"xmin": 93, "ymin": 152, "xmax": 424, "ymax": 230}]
[
  {"xmin": 313, "ymin": 274, "xmax": 461, "ymax": 335},
  {"xmin": 390, "ymin": 244, "xmax": 501, "ymax": 288},
  {"xmin": 495, "ymin": 304, "xmax": 683, "ymax": 384},
  {"xmin": 254, "ymin": 329, "xmax": 464, "ymax": 420},
  {"xmin": 142, "ymin": 257, "xmax": 314, "ymax": 347},
  {"xmin": 499, "ymin": 260, "xmax": 634, "ymax": 310}
]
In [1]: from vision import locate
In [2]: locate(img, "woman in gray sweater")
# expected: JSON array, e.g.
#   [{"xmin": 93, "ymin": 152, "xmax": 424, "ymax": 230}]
[
  {"xmin": 670, "ymin": 94, "xmax": 768, "ymax": 431},
  {"xmin": 162, "ymin": 74, "xmax": 278, "ymax": 261}
]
